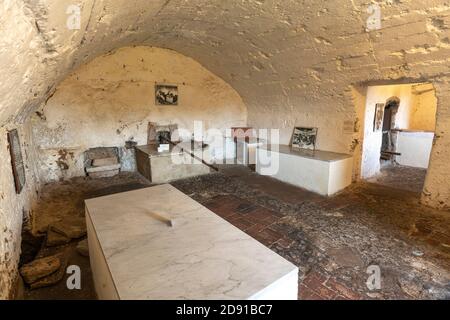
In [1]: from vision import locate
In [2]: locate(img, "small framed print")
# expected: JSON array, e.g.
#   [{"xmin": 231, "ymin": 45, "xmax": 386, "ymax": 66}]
[
  {"xmin": 155, "ymin": 84, "xmax": 178, "ymax": 105},
  {"xmin": 291, "ymin": 127, "xmax": 318, "ymax": 151},
  {"xmin": 373, "ymin": 103, "xmax": 385, "ymax": 132}
]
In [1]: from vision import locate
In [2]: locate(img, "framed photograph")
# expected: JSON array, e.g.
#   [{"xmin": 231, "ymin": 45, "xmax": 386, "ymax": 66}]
[
  {"xmin": 373, "ymin": 103, "xmax": 385, "ymax": 132},
  {"xmin": 291, "ymin": 127, "xmax": 318, "ymax": 150},
  {"xmin": 7, "ymin": 129, "xmax": 26, "ymax": 194},
  {"xmin": 155, "ymin": 84, "xmax": 178, "ymax": 105}
]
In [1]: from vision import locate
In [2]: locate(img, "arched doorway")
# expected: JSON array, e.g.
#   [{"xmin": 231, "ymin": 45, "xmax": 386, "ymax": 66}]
[
  {"xmin": 380, "ymin": 96, "xmax": 400, "ymax": 164},
  {"xmin": 361, "ymin": 83, "xmax": 437, "ymax": 194}
]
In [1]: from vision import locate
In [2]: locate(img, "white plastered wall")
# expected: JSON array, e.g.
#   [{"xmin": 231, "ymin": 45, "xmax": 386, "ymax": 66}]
[
  {"xmin": 31, "ymin": 46, "xmax": 247, "ymax": 182},
  {"xmin": 0, "ymin": 122, "xmax": 40, "ymax": 299}
]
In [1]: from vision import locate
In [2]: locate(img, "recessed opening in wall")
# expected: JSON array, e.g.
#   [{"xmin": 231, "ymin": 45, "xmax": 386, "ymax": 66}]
[{"xmin": 360, "ymin": 82, "xmax": 437, "ymax": 194}]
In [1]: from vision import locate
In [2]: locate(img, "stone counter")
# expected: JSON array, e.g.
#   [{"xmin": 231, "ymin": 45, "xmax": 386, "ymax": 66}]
[
  {"xmin": 135, "ymin": 143, "xmax": 211, "ymax": 183},
  {"xmin": 256, "ymin": 144, "xmax": 353, "ymax": 196},
  {"xmin": 85, "ymin": 184, "xmax": 298, "ymax": 299}
]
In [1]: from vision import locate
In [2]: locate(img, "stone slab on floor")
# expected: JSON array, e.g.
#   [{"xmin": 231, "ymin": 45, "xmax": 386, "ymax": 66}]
[
  {"xmin": 85, "ymin": 184, "xmax": 298, "ymax": 299},
  {"xmin": 20, "ymin": 255, "xmax": 61, "ymax": 284},
  {"xmin": 49, "ymin": 216, "xmax": 86, "ymax": 239}
]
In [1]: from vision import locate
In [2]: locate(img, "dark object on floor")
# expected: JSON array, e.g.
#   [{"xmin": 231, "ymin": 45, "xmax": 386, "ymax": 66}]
[{"xmin": 19, "ymin": 231, "xmax": 44, "ymax": 266}]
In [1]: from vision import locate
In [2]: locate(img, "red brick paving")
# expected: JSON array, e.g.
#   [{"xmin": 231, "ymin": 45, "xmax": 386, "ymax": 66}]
[
  {"xmin": 204, "ymin": 194, "xmax": 362, "ymax": 300},
  {"xmin": 204, "ymin": 195, "xmax": 283, "ymax": 247},
  {"xmin": 299, "ymin": 271, "xmax": 362, "ymax": 300}
]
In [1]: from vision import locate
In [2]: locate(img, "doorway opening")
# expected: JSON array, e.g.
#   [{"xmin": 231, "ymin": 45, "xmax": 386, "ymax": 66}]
[
  {"xmin": 380, "ymin": 97, "xmax": 400, "ymax": 164},
  {"xmin": 360, "ymin": 83, "xmax": 437, "ymax": 193}
]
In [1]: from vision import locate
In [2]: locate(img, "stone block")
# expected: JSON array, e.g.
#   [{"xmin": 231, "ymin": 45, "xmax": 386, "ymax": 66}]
[
  {"xmin": 92, "ymin": 157, "xmax": 118, "ymax": 167},
  {"xmin": 30, "ymin": 253, "xmax": 68, "ymax": 290},
  {"xmin": 46, "ymin": 229, "xmax": 71, "ymax": 247},
  {"xmin": 19, "ymin": 255, "xmax": 61, "ymax": 284},
  {"xmin": 49, "ymin": 216, "xmax": 87, "ymax": 239}
]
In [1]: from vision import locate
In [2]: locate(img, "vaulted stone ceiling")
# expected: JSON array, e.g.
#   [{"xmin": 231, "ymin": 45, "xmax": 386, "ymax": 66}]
[{"xmin": 2, "ymin": 0, "xmax": 449, "ymax": 130}]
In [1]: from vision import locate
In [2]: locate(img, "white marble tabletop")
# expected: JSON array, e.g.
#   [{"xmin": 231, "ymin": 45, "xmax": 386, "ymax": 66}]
[
  {"xmin": 85, "ymin": 184, "xmax": 297, "ymax": 299},
  {"xmin": 260, "ymin": 144, "xmax": 352, "ymax": 162}
]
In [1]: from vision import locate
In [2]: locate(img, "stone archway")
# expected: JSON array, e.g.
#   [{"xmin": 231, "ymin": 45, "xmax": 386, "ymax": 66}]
[{"xmin": 380, "ymin": 96, "xmax": 400, "ymax": 161}]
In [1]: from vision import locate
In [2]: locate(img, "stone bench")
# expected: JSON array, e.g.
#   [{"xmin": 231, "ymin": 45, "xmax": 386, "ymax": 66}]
[
  {"xmin": 84, "ymin": 147, "xmax": 121, "ymax": 178},
  {"xmin": 256, "ymin": 144, "xmax": 353, "ymax": 196}
]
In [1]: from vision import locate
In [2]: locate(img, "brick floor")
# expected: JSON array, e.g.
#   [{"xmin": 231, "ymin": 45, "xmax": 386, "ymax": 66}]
[
  {"xmin": 298, "ymin": 271, "xmax": 362, "ymax": 300},
  {"xmin": 204, "ymin": 195, "xmax": 362, "ymax": 300},
  {"xmin": 204, "ymin": 195, "xmax": 283, "ymax": 248},
  {"xmin": 172, "ymin": 166, "xmax": 450, "ymax": 300},
  {"xmin": 26, "ymin": 168, "xmax": 450, "ymax": 300}
]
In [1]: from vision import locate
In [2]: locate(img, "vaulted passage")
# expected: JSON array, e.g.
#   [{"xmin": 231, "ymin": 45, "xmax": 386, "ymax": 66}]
[
  {"xmin": 1, "ymin": 1, "xmax": 449, "ymax": 301},
  {"xmin": 360, "ymin": 83, "xmax": 437, "ymax": 193}
]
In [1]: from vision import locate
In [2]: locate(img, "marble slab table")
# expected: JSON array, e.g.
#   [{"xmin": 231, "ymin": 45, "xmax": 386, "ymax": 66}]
[
  {"xmin": 256, "ymin": 144, "xmax": 353, "ymax": 196},
  {"xmin": 85, "ymin": 184, "xmax": 298, "ymax": 300}
]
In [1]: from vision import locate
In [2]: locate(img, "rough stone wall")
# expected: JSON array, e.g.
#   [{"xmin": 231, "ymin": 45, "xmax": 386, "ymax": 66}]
[
  {"xmin": 0, "ymin": 122, "xmax": 39, "ymax": 299},
  {"xmin": 32, "ymin": 46, "xmax": 247, "ymax": 182}
]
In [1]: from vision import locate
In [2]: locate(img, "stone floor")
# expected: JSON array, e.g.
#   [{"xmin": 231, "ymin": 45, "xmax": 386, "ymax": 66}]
[
  {"xmin": 21, "ymin": 166, "xmax": 450, "ymax": 300},
  {"xmin": 367, "ymin": 164, "xmax": 427, "ymax": 193}
]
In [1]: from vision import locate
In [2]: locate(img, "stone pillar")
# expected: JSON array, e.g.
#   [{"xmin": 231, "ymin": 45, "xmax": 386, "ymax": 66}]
[{"xmin": 421, "ymin": 80, "xmax": 450, "ymax": 210}]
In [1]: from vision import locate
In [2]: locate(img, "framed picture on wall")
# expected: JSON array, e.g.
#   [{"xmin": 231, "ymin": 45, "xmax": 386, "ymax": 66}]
[
  {"xmin": 373, "ymin": 103, "xmax": 385, "ymax": 132},
  {"xmin": 155, "ymin": 84, "xmax": 178, "ymax": 105},
  {"xmin": 291, "ymin": 127, "xmax": 318, "ymax": 151},
  {"xmin": 7, "ymin": 129, "xmax": 26, "ymax": 194}
]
